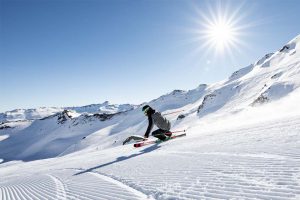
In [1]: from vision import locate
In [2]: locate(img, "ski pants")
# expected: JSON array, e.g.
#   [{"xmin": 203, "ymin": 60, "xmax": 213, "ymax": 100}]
[{"xmin": 152, "ymin": 129, "xmax": 170, "ymax": 140}]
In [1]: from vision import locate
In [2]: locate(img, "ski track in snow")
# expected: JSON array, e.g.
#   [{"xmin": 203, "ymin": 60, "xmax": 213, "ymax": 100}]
[
  {"xmin": 0, "ymin": 116, "xmax": 300, "ymax": 199},
  {"xmin": 86, "ymin": 116, "xmax": 300, "ymax": 200},
  {"xmin": 88, "ymin": 172, "xmax": 151, "ymax": 199},
  {"xmin": 0, "ymin": 170, "xmax": 149, "ymax": 200},
  {"xmin": 96, "ymin": 155, "xmax": 300, "ymax": 200},
  {"xmin": 48, "ymin": 174, "xmax": 67, "ymax": 200}
]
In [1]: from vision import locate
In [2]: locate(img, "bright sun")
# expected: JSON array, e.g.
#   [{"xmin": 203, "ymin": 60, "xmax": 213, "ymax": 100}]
[
  {"xmin": 191, "ymin": 2, "xmax": 250, "ymax": 57},
  {"xmin": 202, "ymin": 15, "xmax": 240, "ymax": 54},
  {"xmin": 207, "ymin": 20, "xmax": 236, "ymax": 51}
]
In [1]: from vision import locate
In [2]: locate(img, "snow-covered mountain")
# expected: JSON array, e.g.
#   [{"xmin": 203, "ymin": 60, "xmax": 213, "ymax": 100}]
[
  {"xmin": 0, "ymin": 101, "xmax": 137, "ymax": 123},
  {"xmin": 65, "ymin": 101, "xmax": 136, "ymax": 114},
  {"xmin": 1, "ymin": 34, "xmax": 300, "ymax": 199},
  {"xmin": 0, "ymin": 107, "xmax": 64, "ymax": 123}
]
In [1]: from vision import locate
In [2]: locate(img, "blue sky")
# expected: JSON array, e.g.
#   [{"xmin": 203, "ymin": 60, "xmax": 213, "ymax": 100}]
[{"xmin": 1, "ymin": 0, "xmax": 300, "ymax": 112}]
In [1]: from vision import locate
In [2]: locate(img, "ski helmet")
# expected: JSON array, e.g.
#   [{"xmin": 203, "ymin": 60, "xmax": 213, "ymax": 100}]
[{"xmin": 142, "ymin": 105, "xmax": 151, "ymax": 115}]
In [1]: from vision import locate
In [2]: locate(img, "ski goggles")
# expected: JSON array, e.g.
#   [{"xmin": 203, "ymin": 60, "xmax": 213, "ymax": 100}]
[{"xmin": 143, "ymin": 107, "xmax": 150, "ymax": 115}]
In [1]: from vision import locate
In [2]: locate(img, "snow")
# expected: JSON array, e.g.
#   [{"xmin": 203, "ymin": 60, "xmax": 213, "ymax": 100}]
[
  {"xmin": 0, "ymin": 135, "xmax": 9, "ymax": 142},
  {"xmin": 0, "ymin": 102, "xmax": 136, "ymax": 123},
  {"xmin": 228, "ymin": 64, "xmax": 254, "ymax": 81},
  {"xmin": 0, "ymin": 111, "xmax": 299, "ymax": 199},
  {"xmin": 65, "ymin": 101, "xmax": 137, "ymax": 114},
  {"xmin": 0, "ymin": 107, "xmax": 64, "ymax": 122},
  {"xmin": 1, "ymin": 34, "xmax": 300, "ymax": 199}
]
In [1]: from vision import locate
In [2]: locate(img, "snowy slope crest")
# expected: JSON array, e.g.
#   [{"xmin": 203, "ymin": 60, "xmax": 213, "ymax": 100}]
[{"xmin": 197, "ymin": 34, "xmax": 300, "ymax": 116}]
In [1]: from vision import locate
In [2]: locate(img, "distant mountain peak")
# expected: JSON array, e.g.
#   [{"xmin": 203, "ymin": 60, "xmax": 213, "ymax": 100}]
[{"xmin": 0, "ymin": 102, "xmax": 136, "ymax": 123}]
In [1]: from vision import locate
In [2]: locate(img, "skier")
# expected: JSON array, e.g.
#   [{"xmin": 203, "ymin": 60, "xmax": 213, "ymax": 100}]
[
  {"xmin": 142, "ymin": 105, "xmax": 172, "ymax": 141},
  {"xmin": 122, "ymin": 105, "xmax": 172, "ymax": 145}
]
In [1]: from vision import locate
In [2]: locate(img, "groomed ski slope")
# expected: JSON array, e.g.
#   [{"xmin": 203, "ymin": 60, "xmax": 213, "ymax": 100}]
[
  {"xmin": 1, "ymin": 108, "xmax": 299, "ymax": 199},
  {"xmin": 1, "ymin": 34, "xmax": 300, "ymax": 199}
]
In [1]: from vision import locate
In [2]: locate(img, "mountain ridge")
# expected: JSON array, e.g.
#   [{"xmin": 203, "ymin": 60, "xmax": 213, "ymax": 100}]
[{"xmin": 0, "ymin": 101, "xmax": 137, "ymax": 123}]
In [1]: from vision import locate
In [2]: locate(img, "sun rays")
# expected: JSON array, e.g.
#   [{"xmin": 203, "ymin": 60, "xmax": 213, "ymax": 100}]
[{"xmin": 185, "ymin": 1, "xmax": 255, "ymax": 64}]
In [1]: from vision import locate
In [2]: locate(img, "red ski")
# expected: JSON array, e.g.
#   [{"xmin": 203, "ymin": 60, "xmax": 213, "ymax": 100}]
[{"xmin": 134, "ymin": 132, "xmax": 186, "ymax": 148}]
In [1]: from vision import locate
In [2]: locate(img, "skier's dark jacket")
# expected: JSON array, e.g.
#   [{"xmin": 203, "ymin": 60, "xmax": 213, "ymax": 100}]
[{"xmin": 144, "ymin": 109, "xmax": 171, "ymax": 138}]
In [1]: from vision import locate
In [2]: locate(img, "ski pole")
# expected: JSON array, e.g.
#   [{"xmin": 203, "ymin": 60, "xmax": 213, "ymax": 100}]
[{"xmin": 163, "ymin": 110, "xmax": 184, "ymax": 116}]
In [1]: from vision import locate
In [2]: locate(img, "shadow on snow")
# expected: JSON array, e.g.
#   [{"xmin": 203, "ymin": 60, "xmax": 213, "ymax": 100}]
[{"xmin": 73, "ymin": 144, "xmax": 160, "ymax": 176}]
